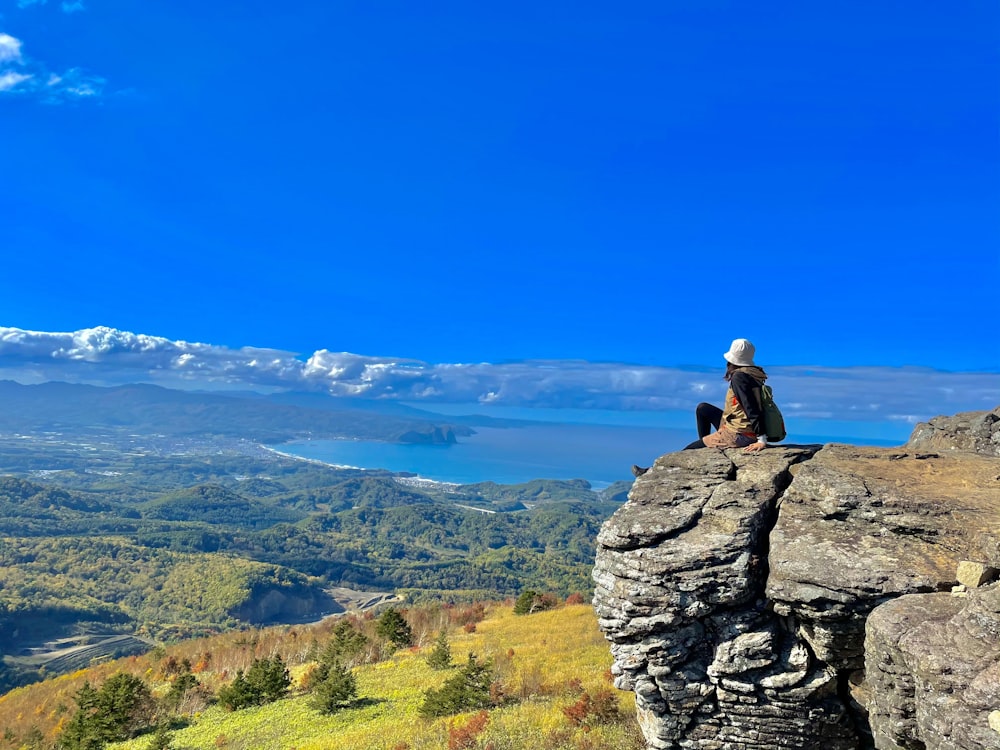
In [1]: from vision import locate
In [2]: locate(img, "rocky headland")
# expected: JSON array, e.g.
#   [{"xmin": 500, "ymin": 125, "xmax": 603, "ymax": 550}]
[{"xmin": 593, "ymin": 406, "xmax": 1000, "ymax": 749}]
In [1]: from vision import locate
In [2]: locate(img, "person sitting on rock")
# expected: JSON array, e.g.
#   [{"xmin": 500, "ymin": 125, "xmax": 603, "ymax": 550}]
[{"xmin": 632, "ymin": 338, "xmax": 770, "ymax": 477}]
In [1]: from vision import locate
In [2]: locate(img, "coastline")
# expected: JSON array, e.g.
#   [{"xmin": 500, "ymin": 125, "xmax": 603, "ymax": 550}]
[
  {"xmin": 261, "ymin": 443, "xmax": 365, "ymax": 472},
  {"xmin": 266, "ymin": 422, "xmax": 694, "ymax": 487}
]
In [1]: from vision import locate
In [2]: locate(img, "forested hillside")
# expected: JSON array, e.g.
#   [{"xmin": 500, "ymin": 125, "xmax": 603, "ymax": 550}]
[{"xmin": 0, "ymin": 435, "xmax": 628, "ymax": 693}]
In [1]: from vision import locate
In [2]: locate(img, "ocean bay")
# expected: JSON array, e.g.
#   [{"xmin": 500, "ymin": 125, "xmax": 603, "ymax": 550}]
[
  {"xmin": 273, "ymin": 422, "xmax": 694, "ymax": 487},
  {"xmin": 273, "ymin": 411, "xmax": 910, "ymax": 488}
]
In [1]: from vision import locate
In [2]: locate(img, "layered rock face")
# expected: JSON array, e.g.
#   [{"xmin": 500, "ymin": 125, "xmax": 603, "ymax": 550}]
[
  {"xmin": 593, "ymin": 409, "xmax": 1000, "ymax": 750},
  {"xmin": 906, "ymin": 406, "xmax": 1000, "ymax": 457}
]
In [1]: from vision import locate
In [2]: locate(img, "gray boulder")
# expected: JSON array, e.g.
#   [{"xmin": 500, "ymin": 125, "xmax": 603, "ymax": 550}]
[{"xmin": 593, "ymin": 406, "xmax": 1000, "ymax": 749}]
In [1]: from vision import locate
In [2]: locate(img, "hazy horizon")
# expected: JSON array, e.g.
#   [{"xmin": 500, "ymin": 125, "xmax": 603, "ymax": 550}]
[{"xmin": 3, "ymin": 324, "xmax": 992, "ymax": 451}]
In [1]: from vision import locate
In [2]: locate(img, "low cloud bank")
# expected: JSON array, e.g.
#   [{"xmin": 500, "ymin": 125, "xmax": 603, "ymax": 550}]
[{"xmin": 1, "ymin": 326, "xmax": 997, "ymax": 425}]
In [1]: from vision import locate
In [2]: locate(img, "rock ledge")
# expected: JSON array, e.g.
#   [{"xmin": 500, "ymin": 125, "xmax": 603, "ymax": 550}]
[{"xmin": 593, "ymin": 409, "xmax": 1000, "ymax": 750}]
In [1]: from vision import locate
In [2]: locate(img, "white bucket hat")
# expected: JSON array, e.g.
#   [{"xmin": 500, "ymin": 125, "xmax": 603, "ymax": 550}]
[{"xmin": 723, "ymin": 338, "xmax": 756, "ymax": 367}]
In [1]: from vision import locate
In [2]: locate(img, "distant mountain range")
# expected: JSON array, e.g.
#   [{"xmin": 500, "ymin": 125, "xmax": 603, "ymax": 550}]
[{"xmin": 0, "ymin": 380, "xmax": 527, "ymax": 445}]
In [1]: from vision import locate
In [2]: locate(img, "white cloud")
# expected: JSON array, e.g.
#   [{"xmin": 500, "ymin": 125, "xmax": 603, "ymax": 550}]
[
  {"xmin": 52, "ymin": 68, "xmax": 102, "ymax": 97},
  {"xmin": 0, "ymin": 326, "xmax": 997, "ymax": 428},
  {"xmin": 0, "ymin": 32, "xmax": 105, "ymax": 101},
  {"xmin": 0, "ymin": 70, "xmax": 31, "ymax": 90},
  {"xmin": 61, "ymin": 1, "xmax": 85, "ymax": 13},
  {"xmin": 0, "ymin": 33, "xmax": 23, "ymax": 63}
]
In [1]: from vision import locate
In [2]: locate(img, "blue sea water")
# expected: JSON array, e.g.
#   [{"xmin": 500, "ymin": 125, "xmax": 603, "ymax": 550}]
[
  {"xmin": 272, "ymin": 420, "xmax": 906, "ymax": 489},
  {"xmin": 275, "ymin": 423, "xmax": 691, "ymax": 488}
]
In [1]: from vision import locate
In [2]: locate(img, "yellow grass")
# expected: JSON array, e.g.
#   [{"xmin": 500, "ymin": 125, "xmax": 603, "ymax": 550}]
[{"xmin": 105, "ymin": 603, "xmax": 641, "ymax": 750}]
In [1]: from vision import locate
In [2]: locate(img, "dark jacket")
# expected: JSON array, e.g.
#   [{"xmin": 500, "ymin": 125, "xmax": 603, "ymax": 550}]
[{"xmin": 722, "ymin": 366, "xmax": 767, "ymax": 437}]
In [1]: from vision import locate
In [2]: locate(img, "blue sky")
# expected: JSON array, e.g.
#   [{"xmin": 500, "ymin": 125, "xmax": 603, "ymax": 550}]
[{"xmin": 1, "ymin": 1, "xmax": 998, "ymax": 426}]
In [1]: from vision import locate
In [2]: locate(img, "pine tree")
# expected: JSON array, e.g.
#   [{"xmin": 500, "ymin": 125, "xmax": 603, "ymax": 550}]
[
  {"xmin": 246, "ymin": 655, "xmax": 290, "ymax": 703},
  {"xmin": 58, "ymin": 674, "xmax": 154, "ymax": 749},
  {"xmin": 418, "ymin": 653, "xmax": 496, "ymax": 719},
  {"xmin": 165, "ymin": 670, "xmax": 199, "ymax": 709},
  {"xmin": 425, "ymin": 629, "xmax": 452, "ymax": 670},
  {"xmin": 322, "ymin": 619, "xmax": 369, "ymax": 667},
  {"xmin": 376, "ymin": 608, "xmax": 414, "ymax": 649},
  {"xmin": 309, "ymin": 662, "xmax": 357, "ymax": 714},
  {"xmin": 216, "ymin": 671, "xmax": 256, "ymax": 711},
  {"xmin": 513, "ymin": 590, "xmax": 539, "ymax": 615}
]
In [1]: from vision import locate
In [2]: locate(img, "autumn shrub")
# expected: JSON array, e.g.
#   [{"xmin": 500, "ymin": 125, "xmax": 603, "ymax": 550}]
[
  {"xmin": 160, "ymin": 655, "xmax": 183, "ymax": 677},
  {"xmin": 565, "ymin": 593, "xmax": 585, "ymax": 606},
  {"xmin": 448, "ymin": 710, "xmax": 489, "ymax": 750},
  {"xmin": 192, "ymin": 651, "xmax": 212, "ymax": 673},
  {"xmin": 451, "ymin": 602, "xmax": 486, "ymax": 628},
  {"xmin": 538, "ymin": 593, "xmax": 561, "ymax": 610},
  {"xmin": 562, "ymin": 688, "xmax": 622, "ymax": 728}
]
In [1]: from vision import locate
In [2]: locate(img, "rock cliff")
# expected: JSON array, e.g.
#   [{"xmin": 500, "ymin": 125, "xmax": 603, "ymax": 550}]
[{"xmin": 593, "ymin": 408, "xmax": 1000, "ymax": 750}]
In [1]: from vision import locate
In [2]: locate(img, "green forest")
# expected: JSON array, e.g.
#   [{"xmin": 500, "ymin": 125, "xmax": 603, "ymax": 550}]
[{"xmin": 0, "ymin": 435, "xmax": 629, "ymax": 693}]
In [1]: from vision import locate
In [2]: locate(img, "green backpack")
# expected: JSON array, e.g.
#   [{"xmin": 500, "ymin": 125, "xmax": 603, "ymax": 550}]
[{"xmin": 758, "ymin": 384, "xmax": 786, "ymax": 442}]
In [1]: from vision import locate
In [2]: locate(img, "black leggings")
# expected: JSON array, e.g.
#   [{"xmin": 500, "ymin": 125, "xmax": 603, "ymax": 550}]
[{"xmin": 684, "ymin": 402, "xmax": 723, "ymax": 450}]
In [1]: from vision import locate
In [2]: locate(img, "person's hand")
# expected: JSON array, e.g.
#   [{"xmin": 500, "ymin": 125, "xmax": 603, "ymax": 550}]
[{"xmin": 743, "ymin": 442, "xmax": 766, "ymax": 453}]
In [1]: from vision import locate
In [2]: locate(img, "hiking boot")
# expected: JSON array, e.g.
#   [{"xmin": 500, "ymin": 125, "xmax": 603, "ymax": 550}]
[{"xmin": 631, "ymin": 465, "xmax": 649, "ymax": 477}]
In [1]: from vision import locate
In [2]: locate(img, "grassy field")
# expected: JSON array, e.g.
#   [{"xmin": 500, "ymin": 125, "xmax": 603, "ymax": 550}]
[{"xmin": 98, "ymin": 603, "xmax": 642, "ymax": 750}]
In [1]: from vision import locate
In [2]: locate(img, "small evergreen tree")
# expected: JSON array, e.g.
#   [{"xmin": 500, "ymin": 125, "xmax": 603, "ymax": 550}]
[
  {"xmin": 309, "ymin": 662, "xmax": 357, "ymax": 714},
  {"xmin": 513, "ymin": 590, "xmax": 556, "ymax": 615},
  {"xmin": 513, "ymin": 590, "xmax": 539, "ymax": 615},
  {"xmin": 376, "ymin": 608, "xmax": 414, "ymax": 649},
  {"xmin": 217, "ymin": 656, "xmax": 290, "ymax": 710},
  {"xmin": 59, "ymin": 674, "xmax": 155, "ymax": 750},
  {"xmin": 418, "ymin": 653, "xmax": 496, "ymax": 719},
  {"xmin": 246, "ymin": 654, "xmax": 290, "ymax": 703},
  {"xmin": 425, "ymin": 629, "xmax": 452, "ymax": 670},
  {"xmin": 216, "ymin": 671, "xmax": 256, "ymax": 711},
  {"xmin": 165, "ymin": 669, "xmax": 199, "ymax": 709},
  {"xmin": 323, "ymin": 619, "xmax": 369, "ymax": 666}
]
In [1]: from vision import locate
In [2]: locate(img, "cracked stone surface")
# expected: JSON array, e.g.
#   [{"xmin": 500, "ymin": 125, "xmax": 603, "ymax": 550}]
[{"xmin": 593, "ymin": 407, "xmax": 1000, "ymax": 750}]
